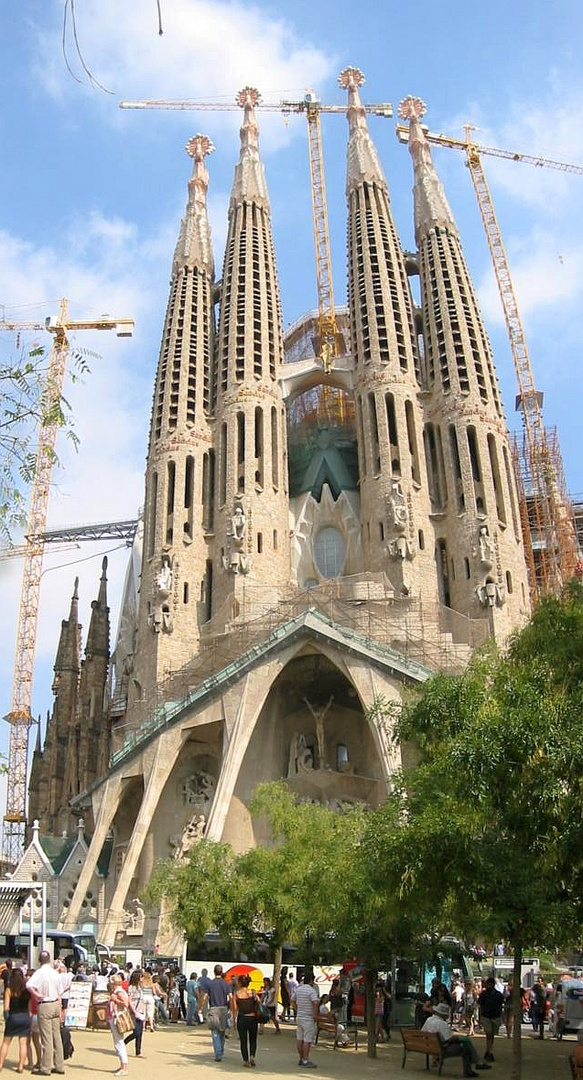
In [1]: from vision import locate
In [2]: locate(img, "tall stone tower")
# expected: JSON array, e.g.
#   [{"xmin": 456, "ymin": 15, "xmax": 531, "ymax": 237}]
[
  {"xmin": 27, "ymin": 564, "xmax": 110, "ymax": 836},
  {"xmin": 28, "ymin": 70, "xmax": 534, "ymax": 949},
  {"xmin": 211, "ymin": 88, "xmax": 291, "ymax": 617},
  {"xmin": 128, "ymin": 134, "xmax": 217, "ymax": 706},
  {"xmin": 340, "ymin": 68, "xmax": 439, "ymax": 600},
  {"xmin": 398, "ymin": 96, "xmax": 530, "ymax": 635}
]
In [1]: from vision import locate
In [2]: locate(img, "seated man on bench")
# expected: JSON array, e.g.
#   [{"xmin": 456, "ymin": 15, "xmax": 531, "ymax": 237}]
[{"xmin": 422, "ymin": 1003, "xmax": 491, "ymax": 1077}]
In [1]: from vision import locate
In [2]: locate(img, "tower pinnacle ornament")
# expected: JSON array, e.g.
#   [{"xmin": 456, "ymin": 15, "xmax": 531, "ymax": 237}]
[
  {"xmin": 398, "ymin": 96, "xmax": 427, "ymax": 122},
  {"xmin": 185, "ymin": 134, "xmax": 215, "ymax": 160},
  {"xmin": 338, "ymin": 66, "xmax": 365, "ymax": 91}
]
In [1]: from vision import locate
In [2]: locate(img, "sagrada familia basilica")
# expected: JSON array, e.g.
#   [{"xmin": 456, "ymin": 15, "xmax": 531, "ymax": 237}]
[{"xmin": 15, "ymin": 69, "xmax": 531, "ymax": 953}]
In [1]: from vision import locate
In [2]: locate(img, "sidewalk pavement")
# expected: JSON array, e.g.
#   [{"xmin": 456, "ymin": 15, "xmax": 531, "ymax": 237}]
[{"xmin": 10, "ymin": 1021, "xmax": 577, "ymax": 1079}]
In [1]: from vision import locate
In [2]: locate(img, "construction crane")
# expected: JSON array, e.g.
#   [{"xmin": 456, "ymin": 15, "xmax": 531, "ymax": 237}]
[
  {"xmin": 0, "ymin": 518, "xmax": 139, "ymax": 561},
  {"xmin": 1, "ymin": 299, "xmax": 134, "ymax": 866},
  {"xmin": 120, "ymin": 68, "xmax": 392, "ymax": 371},
  {"xmin": 396, "ymin": 100, "xmax": 581, "ymax": 600}
]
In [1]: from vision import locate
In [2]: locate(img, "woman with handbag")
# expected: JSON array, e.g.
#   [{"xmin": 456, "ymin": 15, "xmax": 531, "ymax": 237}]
[
  {"xmin": 107, "ymin": 972, "xmax": 131, "ymax": 1076},
  {"xmin": 233, "ymin": 975, "xmax": 259, "ymax": 1067}
]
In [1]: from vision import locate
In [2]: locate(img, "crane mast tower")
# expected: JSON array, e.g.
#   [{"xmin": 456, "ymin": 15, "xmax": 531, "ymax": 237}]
[{"xmin": 1, "ymin": 300, "xmax": 134, "ymax": 866}]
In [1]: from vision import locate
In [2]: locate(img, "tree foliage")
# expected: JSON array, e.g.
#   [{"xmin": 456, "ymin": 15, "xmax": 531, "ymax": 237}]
[
  {"xmin": 0, "ymin": 344, "xmax": 82, "ymax": 541},
  {"xmin": 386, "ymin": 581, "xmax": 583, "ymax": 1079}
]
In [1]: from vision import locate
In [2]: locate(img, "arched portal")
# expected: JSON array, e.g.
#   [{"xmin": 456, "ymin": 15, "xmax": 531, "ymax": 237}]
[{"xmin": 221, "ymin": 650, "xmax": 386, "ymax": 851}]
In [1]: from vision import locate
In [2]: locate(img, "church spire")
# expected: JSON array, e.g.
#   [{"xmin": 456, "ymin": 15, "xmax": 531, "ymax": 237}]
[
  {"xmin": 340, "ymin": 66, "xmax": 386, "ymax": 192},
  {"xmin": 172, "ymin": 134, "xmax": 215, "ymax": 275},
  {"xmin": 85, "ymin": 556, "xmax": 109, "ymax": 659},
  {"xmin": 211, "ymin": 85, "xmax": 290, "ymax": 617},
  {"xmin": 129, "ymin": 133, "xmax": 218, "ymax": 703},
  {"xmin": 398, "ymin": 96, "xmax": 457, "ymax": 244},
  {"xmin": 230, "ymin": 87, "xmax": 269, "ymax": 206},
  {"xmin": 340, "ymin": 68, "xmax": 438, "ymax": 598},
  {"xmin": 398, "ymin": 95, "xmax": 530, "ymax": 631}
]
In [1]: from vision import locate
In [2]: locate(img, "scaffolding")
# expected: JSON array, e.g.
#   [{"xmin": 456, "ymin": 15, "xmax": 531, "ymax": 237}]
[
  {"xmin": 109, "ymin": 575, "xmax": 490, "ymax": 763},
  {"xmin": 511, "ymin": 427, "xmax": 579, "ymax": 595}
]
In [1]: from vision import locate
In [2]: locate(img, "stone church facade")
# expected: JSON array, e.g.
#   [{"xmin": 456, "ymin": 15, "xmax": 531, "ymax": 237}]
[{"xmin": 20, "ymin": 70, "xmax": 530, "ymax": 953}]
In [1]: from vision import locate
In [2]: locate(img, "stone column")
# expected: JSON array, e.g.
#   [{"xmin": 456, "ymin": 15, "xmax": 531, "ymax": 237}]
[
  {"xmin": 62, "ymin": 774, "xmax": 123, "ymax": 930},
  {"xmin": 100, "ymin": 728, "xmax": 184, "ymax": 946}
]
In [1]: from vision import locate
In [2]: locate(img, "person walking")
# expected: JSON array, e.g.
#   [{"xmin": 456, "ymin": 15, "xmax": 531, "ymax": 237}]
[
  {"xmin": 0, "ymin": 966, "xmax": 31, "ymax": 1073},
  {"xmin": 233, "ymin": 975, "xmax": 259, "ymax": 1067},
  {"xmin": 207, "ymin": 965, "xmax": 233, "ymax": 1063},
  {"xmin": 139, "ymin": 970, "xmax": 156, "ymax": 1033},
  {"xmin": 292, "ymin": 968, "xmax": 319, "ymax": 1069},
  {"xmin": 124, "ymin": 970, "xmax": 146, "ymax": 1058},
  {"xmin": 186, "ymin": 973, "xmax": 199, "ymax": 1026},
  {"xmin": 26, "ymin": 952, "xmax": 64, "ymax": 1077},
  {"xmin": 107, "ymin": 972, "xmax": 130, "ymax": 1076},
  {"xmin": 478, "ymin": 977, "xmax": 504, "ymax": 1062}
]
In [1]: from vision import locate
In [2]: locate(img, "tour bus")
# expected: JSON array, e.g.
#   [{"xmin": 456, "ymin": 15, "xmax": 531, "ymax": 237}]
[
  {"xmin": 0, "ymin": 929, "xmax": 99, "ymax": 969},
  {"xmin": 182, "ymin": 933, "xmax": 473, "ymax": 1026}
]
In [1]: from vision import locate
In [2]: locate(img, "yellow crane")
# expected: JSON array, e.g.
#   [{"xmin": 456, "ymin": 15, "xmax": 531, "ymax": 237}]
[
  {"xmin": 396, "ymin": 100, "xmax": 581, "ymax": 599},
  {"xmin": 1, "ymin": 299, "xmax": 134, "ymax": 865},
  {"xmin": 119, "ymin": 70, "xmax": 392, "ymax": 372}
]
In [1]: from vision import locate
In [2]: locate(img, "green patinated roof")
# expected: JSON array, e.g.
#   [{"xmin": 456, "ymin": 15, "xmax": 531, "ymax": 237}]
[
  {"xmin": 38, "ymin": 834, "xmax": 78, "ymax": 875},
  {"xmin": 37, "ymin": 831, "xmax": 113, "ymax": 878}
]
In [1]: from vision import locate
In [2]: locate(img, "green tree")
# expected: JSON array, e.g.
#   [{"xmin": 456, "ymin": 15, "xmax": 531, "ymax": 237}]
[
  {"xmin": 389, "ymin": 585, "xmax": 583, "ymax": 1080},
  {"xmin": 0, "ymin": 344, "xmax": 81, "ymax": 541},
  {"xmin": 147, "ymin": 838, "xmax": 237, "ymax": 944}
]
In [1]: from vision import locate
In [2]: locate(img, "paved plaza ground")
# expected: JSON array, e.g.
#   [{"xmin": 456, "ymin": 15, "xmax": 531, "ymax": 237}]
[{"xmin": 3, "ymin": 1021, "xmax": 577, "ymax": 1079}]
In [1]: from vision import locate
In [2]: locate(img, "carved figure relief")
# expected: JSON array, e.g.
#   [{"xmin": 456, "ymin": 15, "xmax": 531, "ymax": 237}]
[
  {"xmin": 388, "ymin": 479, "xmax": 409, "ymax": 532},
  {"xmin": 223, "ymin": 502, "xmax": 251, "ymax": 574},
  {"xmin": 169, "ymin": 814, "xmax": 206, "ymax": 860},
  {"xmin": 180, "ymin": 771, "xmax": 216, "ymax": 812},
  {"xmin": 476, "ymin": 579, "xmax": 506, "ymax": 608},
  {"xmin": 120, "ymin": 897, "xmax": 145, "ymax": 935},
  {"xmin": 287, "ymin": 733, "xmax": 314, "ymax": 776},
  {"xmin": 476, "ymin": 523, "xmax": 494, "ymax": 570},
  {"xmin": 151, "ymin": 553, "xmax": 174, "ymax": 634},
  {"xmin": 473, "ymin": 523, "xmax": 505, "ymax": 607},
  {"xmin": 388, "ymin": 536, "xmax": 413, "ymax": 561}
]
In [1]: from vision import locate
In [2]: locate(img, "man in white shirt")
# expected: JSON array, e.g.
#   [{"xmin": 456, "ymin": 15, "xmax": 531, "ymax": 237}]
[
  {"xmin": 26, "ymin": 951, "xmax": 65, "ymax": 1076},
  {"xmin": 292, "ymin": 970, "xmax": 319, "ymax": 1069},
  {"xmin": 422, "ymin": 1002, "xmax": 490, "ymax": 1078}
]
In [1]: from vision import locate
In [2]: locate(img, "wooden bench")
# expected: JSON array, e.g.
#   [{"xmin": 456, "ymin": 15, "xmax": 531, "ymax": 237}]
[
  {"xmin": 400, "ymin": 1027, "xmax": 445, "ymax": 1073},
  {"xmin": 314, "ymin": 1014, "xmax": 358, "ymax": 1050}
]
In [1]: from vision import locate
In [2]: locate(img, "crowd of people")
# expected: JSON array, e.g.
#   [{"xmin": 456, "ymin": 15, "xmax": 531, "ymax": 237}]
[{"xmin": 0, "ymin": 950, "xmax": 580, "ymax": 1074}]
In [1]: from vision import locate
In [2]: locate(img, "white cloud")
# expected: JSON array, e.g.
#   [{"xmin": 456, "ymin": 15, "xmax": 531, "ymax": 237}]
[
  {"xmin": 33, "ymin": 0, "xmax": 336, "ymax": 153},
  {"xmin": 477, "ymin": 228, "xmax": 583, "ymax": 327}
]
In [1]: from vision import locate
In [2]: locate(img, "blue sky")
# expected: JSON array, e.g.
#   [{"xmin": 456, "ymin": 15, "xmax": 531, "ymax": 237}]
[{"xmin": 1, "ymin": 0, "xmax": 582, "ymax": 815}]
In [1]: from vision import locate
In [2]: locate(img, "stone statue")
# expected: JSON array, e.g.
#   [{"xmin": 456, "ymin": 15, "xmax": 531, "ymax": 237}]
[
  {"xmin": 152, "ymin": 554, "xmax": 174, "ymax": 633},
  {"xmin": 119, "ymin": 897, "xmax": 145, "ymax": 935},
  {"xmin": 388, "ymin": 536, "xmax": 413, "ymax": 560},
  {"xmin": 304, "ymin": 696, "xmax": 334, "ymax": 770},
  {"xmin": 388, "ymin": 479, "xmax": 409, "ymax": 531},
  {"xmin": 172, "ymin": 814, "xmax": 206, "ymax": 860},
  {"xmin": 287, "ymin": 733, "xmax": 314, "ymax": 776},
  {"xmin": 156, "ymin": 553, "xmax": 173, "ymax": 594},
  {"xmin": 224, "ymin": 503, "xmax": 250, "ymax": 574},
  {"xmin": 477, "ymin": 523, "xmax": 494, "ymax": 569},
  {"xmin": 231, "ymin": 506, "xmax": 246, "ymax": 541}
]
